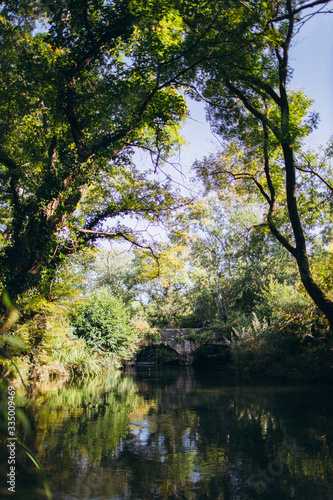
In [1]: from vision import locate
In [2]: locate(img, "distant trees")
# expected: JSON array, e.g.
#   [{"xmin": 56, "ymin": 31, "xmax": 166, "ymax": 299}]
[
  {"xmin": 88, "ymin": 191, "xmax": 304, "ymax": 330},
  {"xmin": 132, "ymin": 244, "xmax": 194, "ymax": 327}
]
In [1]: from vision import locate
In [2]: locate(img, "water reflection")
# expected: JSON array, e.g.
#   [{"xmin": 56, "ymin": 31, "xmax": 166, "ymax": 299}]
[{"xmin": 1, "ymin": 367, "xmax": 333, "ymax": 499}]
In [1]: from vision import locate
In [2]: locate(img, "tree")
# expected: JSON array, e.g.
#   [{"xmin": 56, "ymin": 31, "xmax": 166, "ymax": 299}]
[
  {"xmin": 172, "ymin": 191, "xmax": 300, "ymax": 325},
  {"xmin": 191, "ymin": 0, "xmax": 333, "ymax": 329},
  {"xmin": 0, "ymin": 0, "xmax": 199, "ymax": 311},
  {"xmin": 172, "ymin": 196, "xmax": 244, "ymax": 325},
  {"xmin": 132, "ymin": 244, "xmax": 193, "ymax": 327}
]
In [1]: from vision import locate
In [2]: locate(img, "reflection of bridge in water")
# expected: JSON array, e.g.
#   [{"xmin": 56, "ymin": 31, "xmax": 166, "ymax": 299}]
[{"xmin": 137, "ymin": 328, "xmax": 231, "ymax": 365}]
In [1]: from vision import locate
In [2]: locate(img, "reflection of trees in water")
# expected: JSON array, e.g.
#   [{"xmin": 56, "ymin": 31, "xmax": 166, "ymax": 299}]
[
  {"xmin": 17, "ymin": 369, "xmax": 333, "ymax": 500},
  {"xmin": 19, "ymin": 372, "xmax": 155, "ymax": 499}
]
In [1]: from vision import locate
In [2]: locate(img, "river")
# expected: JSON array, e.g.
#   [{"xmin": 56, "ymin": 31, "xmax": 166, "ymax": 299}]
[{"xmin": 1, "ymin": 366, "xmax": 333, "ymax": 499}]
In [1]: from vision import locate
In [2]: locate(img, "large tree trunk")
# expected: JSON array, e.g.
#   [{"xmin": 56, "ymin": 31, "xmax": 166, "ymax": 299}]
[
  {"xmin": 276, "ymin": 16, "xmax": 333, "ymax": 331},
  {"xmin": 282, "ymin": 142, "xmax": 333, "ymax": 331}
]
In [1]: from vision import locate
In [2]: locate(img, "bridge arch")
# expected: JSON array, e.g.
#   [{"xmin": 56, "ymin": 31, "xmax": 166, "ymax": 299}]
[
  {"xmin": 191, "ymin": 343, "xmax": 232, "ymax": 366},
  {"xmin": 135, "ymin": 344, "xmax": 180, "ymax": 365}
]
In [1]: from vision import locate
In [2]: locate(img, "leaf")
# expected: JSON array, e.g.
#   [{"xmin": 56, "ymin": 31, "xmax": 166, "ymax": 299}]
[
  {"xmin": 3, "ymin": 336, "xmax": 27, "ymax": 349},
  {"xmin": 16, "ymin": 436, "xmax": 52, "ymax": 500}
]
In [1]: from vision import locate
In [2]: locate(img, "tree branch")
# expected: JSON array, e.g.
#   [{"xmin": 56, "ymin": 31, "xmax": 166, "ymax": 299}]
[
  {"xmin": 296, "ymin": 160, "xmax": 333, "ymax": 193},
  {"xmin": 0, "ymin": 154, "xmax": 21, "ymax": 212},
  {"xmin": 269, "ymin": 0, "xmax": 331, "ymax": 23},
  {"xmin": 225, "ymin": 79, "xmax": 281, "ymax": 139}
]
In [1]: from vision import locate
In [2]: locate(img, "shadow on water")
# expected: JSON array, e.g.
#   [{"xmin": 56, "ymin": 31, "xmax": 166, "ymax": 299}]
[{"xmin": 1, "ymin": 367, "xmax": 333, "ymax": 499}]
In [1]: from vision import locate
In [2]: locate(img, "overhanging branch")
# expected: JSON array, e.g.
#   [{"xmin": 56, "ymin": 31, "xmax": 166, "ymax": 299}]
[
  {"xmin": 269, "ymin": 0, "xmax": 331, "ymax": 23},
  {"xmin": 225, "ymin": 79, "xmax": 281, "ymax": 139}
]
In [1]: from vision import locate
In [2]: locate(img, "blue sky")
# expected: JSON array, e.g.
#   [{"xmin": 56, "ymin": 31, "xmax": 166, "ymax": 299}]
[
  {"xmin": 291, "ymin": 11, "xmax": 333, "ymax": 147},
  {"xmin": 178, "ymin": 11, "xmax": 333, "ymax": 176}
]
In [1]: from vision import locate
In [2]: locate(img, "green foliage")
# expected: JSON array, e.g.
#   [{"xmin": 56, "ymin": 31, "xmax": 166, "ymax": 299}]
[
  {"xmin": 70, "ymin": 288, "xmax": 142, "ymax": 362},
  {"xmin": 232, "ymin": 312, "xmax": 269, "ymax": 342},
  {"xmin": 5, "ymin": 289, "xmax": 110, "ymax": 380},
  {"xmin": 257, "ymin": 277, "xmax": 310, "ymax": 321},
  {"xmin": 188, "ymin": 329, "xmax": 213, "ymax": 343},
  {"xmin": 230, "ymin": 304, "xmax": 333, "ymax": 381},
  {"xmin": 0, "ymin": 0, "xmax": 191, "ymax": 305},
  {"xmin": 147, "ymin": 328, "xmax": 162, "ymax": 343}
]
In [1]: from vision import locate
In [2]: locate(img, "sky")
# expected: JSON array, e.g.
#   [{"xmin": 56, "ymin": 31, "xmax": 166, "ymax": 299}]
[
  {"xmin": 290, "ymin": 10, "xmax": 333, "ymax": 147},
  {"xmin": 177, "ymin": 10, "xmax": 333, "ymax": 178}
]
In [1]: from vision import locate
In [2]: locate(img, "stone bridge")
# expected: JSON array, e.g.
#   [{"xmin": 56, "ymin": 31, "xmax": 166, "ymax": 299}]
[{"xmin": 137, "ymin": 328, "xmax": 231, "ymax": 365}]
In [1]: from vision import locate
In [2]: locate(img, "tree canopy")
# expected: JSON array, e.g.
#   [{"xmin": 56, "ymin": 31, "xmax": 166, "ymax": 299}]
[
  {"xmin": 1, "ymin": 0, "xmax": 333, "ymax": 332},
  {"xmin": 0, "ymin": 0, "xmax": 195, "ymax": 306}
]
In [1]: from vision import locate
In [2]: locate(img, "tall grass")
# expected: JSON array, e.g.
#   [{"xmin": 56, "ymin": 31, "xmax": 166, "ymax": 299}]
[{"xmin": 55, "ymin": 344, "xmax": 105, "ymax": 378}]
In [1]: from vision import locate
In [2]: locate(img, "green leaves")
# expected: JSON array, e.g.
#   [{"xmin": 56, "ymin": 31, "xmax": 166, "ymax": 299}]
[{"xmin": 70, "ymin": 288, "xmax": 142, "ymax": 361}]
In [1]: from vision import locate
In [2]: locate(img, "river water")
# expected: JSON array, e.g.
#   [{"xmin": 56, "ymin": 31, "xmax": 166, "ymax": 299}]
[{"xmin": 1, "ymin": 366, "xmax": 333, "ymax": 499}]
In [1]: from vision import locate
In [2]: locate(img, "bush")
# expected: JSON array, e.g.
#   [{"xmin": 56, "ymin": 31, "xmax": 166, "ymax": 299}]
[
  {"xmin": 256, "ymin": 278, "xmax": 310, "ymax": 323},
  {"xmin": 230, "ymin": 308, "xmax": 333, "ymax": 381},
  {"xmin": 70, "ymin": 288, "xmax": 142, "ymax": 363},
  {"xmin": 188, "ymin": 329, "xmax": 214, "ymax": 343},
  {"xmin": 130, "ymin": 316, "xmax": 161, "ymax": 342}
]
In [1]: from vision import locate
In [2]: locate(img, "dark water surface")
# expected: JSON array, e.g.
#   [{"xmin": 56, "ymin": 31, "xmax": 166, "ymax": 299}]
[{"xmin": 1, "ymin": 366, "xmax": 333, "ymax": 499}]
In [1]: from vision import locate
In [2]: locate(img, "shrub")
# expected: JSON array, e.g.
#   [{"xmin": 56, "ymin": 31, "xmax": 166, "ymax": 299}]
[
  {"xmin": 130, "ymin": 316, "xmax": 161, "ymax": 342},
  {"xmin": 70, "ymin": 288, "xmax": 142, "ymax": 363},
  {"xmin": 257, "ymin": 278, "xmax": 310, "ymax": 324},
  {"xmin": 229, "ymin": 308, "xmax": 333, "ymax": 381},
  {"xmin": 188, "ymin": 329, "xmax": 214, "ymax": 343},
  {"xmin": 232, "ymin": 312, "xmax": 268, "ymax": 341}
]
